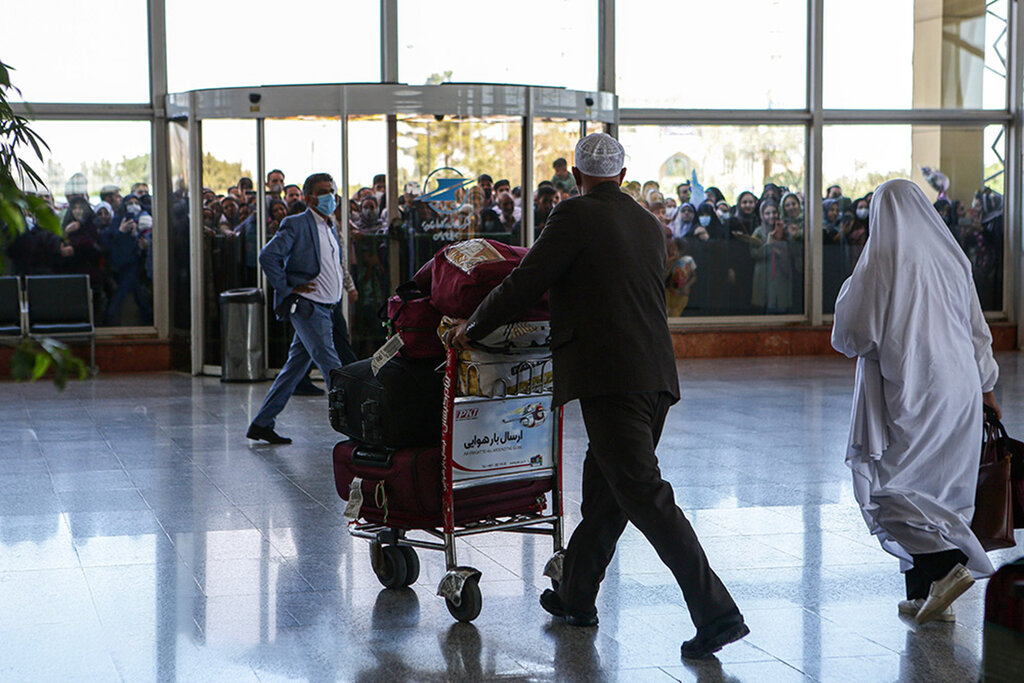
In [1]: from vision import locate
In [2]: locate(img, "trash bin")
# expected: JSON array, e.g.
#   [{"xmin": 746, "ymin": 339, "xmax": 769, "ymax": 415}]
[{"xmin": 219, "ymin": 287, "xmax": 265, "ymax": 382}]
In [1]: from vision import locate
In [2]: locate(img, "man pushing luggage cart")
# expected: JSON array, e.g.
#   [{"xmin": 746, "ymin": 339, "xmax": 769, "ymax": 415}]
[{"xmin": 447, "ymin": 133, "xmax": 748, "ymax": 660}]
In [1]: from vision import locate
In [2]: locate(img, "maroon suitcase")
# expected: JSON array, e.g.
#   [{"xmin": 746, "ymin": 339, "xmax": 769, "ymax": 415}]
[
  {"xmin": 983, "ymin": 557, "xmax": 1024, "ymax": 681},
  {"xmin": 332, "ymin": 440, "xmax": 550, "ymax": 528},
  {"xmin": 422, "ymin": 238, "xmax": 549, "ymax": 320},
  {"xmin": 384, "ymin": 292, "xmax": 444, "ymax": 359}
]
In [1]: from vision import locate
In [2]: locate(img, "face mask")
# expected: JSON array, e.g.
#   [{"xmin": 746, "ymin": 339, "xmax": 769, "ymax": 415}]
[
  {"xmin": 698, "ymin": 215, "xmax": 712, "ymax": 228},
  {"xmin": 126, "ymin": 203, "xmax": 141, "ymax": 216},
  {"xmin": 483, "ymin": 188, "xmax": 492, "ymax": 200},
  {"xmin": 718, "ymin": 210, "xmax": 730, "ymax": 220},
  {"xmin": 317, "ymin": 193, "xmax": 337, "ymax": 216},
  {"xmin": 24, "ymin": 215, "xmax": 35, "ymax": 230},
  {"xmin": 269, "ymin": 183, "xmax": 284, "ymax": 194},
  {"xmin": 374, "ymin": 191, "xmax": 385, "ymax": 204},
  {"xmin": 855, "ymin": 208, "xmax": 869, "ymax": 220},
  {"xmin": 360, "ymin": 208, "xmax": 376, "ymax": 224}
]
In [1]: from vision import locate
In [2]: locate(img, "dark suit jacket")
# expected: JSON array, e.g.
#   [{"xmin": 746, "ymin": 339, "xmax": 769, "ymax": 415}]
[
  {"xmin": 466, "ymin": 181, "xmax": 680, "ymax": 406},
  {"xmin": 259, "ymin": 209, "xmax": 342, "ymax": 319}
]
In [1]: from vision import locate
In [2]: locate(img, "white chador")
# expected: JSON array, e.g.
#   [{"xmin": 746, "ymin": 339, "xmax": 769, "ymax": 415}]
[{"xmin": 831, "ymin": 179, "xmax": 998, "ymax": 578}]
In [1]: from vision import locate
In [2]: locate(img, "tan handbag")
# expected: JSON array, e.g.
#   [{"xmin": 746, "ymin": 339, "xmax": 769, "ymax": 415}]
[{"xmin": 971, "ymin": 409, "xmax": 1017, "ymax": 551}]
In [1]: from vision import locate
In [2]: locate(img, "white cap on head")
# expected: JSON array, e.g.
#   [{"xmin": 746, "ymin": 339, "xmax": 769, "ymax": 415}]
[{"xmin": 574, "ymin": 133, "xmax": 625, "ymax": 177}]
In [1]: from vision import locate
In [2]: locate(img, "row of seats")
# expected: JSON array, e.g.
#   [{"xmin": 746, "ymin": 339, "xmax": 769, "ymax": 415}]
[{"xmin": 0, "ymin": 274, "xmax": 97, "ymax": 371}]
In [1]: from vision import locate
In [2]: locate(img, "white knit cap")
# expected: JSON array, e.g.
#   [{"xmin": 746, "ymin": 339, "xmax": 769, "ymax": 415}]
[{"xmin": 574, "ymin": 133, "xmax": 625, "ymax": 177}]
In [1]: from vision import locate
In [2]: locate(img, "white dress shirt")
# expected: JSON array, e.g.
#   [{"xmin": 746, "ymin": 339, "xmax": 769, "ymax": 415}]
[{"xmin": 303, "ymin": 210, "xmax": 345, "ymax": 305}]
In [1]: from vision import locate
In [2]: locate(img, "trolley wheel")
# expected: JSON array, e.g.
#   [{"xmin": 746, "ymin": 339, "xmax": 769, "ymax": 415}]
[
  {"xmin": 372, "ymin": 544, "xmax": 408, "ymax": 589},
  {"xmin": 445, "ymin": 575, "xmax": 482, "ymax": 622},
  {"xmin": 399, "ymin": 545, "xmax": 420, "ymax": 586}
]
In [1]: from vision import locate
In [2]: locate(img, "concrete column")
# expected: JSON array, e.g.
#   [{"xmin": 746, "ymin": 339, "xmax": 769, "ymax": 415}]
[{"xmin": 911, "ymin": 0, "xmax": 987, "ymax": 205}]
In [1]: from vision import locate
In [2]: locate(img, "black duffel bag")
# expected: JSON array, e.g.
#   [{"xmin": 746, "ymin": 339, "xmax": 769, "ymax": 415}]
[{"xmin": 328, "ymin": 356, "xmax": 442, "ymax": 448}]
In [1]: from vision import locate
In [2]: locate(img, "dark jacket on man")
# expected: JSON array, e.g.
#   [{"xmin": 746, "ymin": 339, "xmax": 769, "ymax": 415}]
[{"xmin": 466, "ymin": 181, "xmax": 679, "ymax": 406}]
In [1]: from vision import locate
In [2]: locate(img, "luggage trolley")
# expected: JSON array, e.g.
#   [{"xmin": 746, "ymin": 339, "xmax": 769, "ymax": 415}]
[{"xmin": 347, "ymin": 338, "xmax": 566, "ymax": 622}]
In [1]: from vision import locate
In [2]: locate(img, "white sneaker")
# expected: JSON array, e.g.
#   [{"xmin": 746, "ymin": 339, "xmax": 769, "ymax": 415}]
[
  {"xmin": 916, "ymin": 563, "xmax": 973, "ymax": 624},
  {"xmin": 898, "ymin": 598, "xmax": 955, "ymax": 622}
]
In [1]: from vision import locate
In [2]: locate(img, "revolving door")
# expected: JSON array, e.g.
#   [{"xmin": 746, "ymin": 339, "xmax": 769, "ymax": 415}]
[{"xmin": 166, "ymin": 84, "xmax": 616, "ymax": 375}]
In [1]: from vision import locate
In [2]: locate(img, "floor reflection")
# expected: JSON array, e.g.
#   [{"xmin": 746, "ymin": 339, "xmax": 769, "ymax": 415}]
[{"xmin": 1, "ymin": 356, "xmax": 1022, "ymax": 680}]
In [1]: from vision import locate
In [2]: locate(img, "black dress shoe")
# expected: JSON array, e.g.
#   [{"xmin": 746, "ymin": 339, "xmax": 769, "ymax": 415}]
[
  {"xmin": 539, "ymin": 589, "xmax": 598, "ymax": 627},
  {"xmin": 293, "ymin": 378, "xmax": 325, "ymax": 396},
  {"xmin": 246, "ymin": 424, "xmax": 292, "ymax": 444},
  {"xmin": 680, "ymin": 612, "xmax": 749, "ymax": 660}
]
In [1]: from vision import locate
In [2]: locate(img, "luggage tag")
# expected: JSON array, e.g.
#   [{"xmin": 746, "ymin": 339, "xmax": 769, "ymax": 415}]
[
  {"xmin": 370, "ymin": 334, "xmax": 404, "ymax": 376},
  {"xmin": 343, "ymin": 477, "xmax": 364, "ymax": 520}
]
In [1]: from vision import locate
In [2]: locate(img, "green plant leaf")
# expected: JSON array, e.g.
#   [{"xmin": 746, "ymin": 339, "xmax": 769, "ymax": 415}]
[{"xmin": 31, "ymin": 350, "xmax": 52, "ymax": 380}]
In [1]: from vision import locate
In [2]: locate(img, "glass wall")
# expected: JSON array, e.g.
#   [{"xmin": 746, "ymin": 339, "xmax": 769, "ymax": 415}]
[
  {"xmin": 821, "ymin": 123, "xmax": 1006, "ymax": 313},
  {"xmin": 397, "ymin": 0, "xmax": 598, "ymax": 91},
  {"xmin": 165, "ymin": 1, "xmax": 380, "ymax": 92},
  {"xmin": 4, "ymin": 1, "xmax": 1019, "ymax": 348},
  {"xmin": 264, "ymin": 117, "xmax": 343, "ymax": 367},
  {"xmin": 347, "ymin": 116, "xmax": 390, "ymax": 358},
  {"xmin": 824, "ymin": 0, "xmax": 1008, "ymax": 110},
  {"xmin": 198, "ymin": 120, "xmax": 257, "ymax": 366},
  {"xmin": 0, "ymin": 0, "xmax": 149, "ymax": 103},
  {"xmin": 618, "ymin": 125, "xmax": 806, "ymax": 317},
  {"xmin": 168, "ymin": 121, "xmax": 191, "ymax": 336},
  {"xmin": 616, "ymin": 0, "xmax": 807, "ymax": 109},
  {"xmin": 3, "ymin": 120, "xmax": 155, "ymax": 327}
]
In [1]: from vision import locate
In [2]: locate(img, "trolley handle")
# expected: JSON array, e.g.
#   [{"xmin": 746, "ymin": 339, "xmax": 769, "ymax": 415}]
[{"xmin": 352, "ymin": 445, "xmax": 394, "ymax": 469}]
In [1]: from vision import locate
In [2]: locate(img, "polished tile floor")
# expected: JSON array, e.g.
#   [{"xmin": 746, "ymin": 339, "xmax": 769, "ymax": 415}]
[{"xmin": 2, "ymin": 354, "xmax": 1022, "ymax": 682}]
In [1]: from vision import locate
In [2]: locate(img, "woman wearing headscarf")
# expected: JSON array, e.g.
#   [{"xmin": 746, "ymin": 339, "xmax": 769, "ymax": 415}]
[
  {"xmin": 749, "ymin": 200, "xmax": 793, "ymax": 314},
  {"xmin": 691, "ymin": 202, "xmax": 731, "ymax": 314},
  {"xmin": 721, "ymin": 191, "xmax": 759, "ymax": 314},
  {"xmin": 779, "ymin": 192, "xmax": 805, "ymax": 312},
  {"xmin": 703, "ymin": 186, "xmax": 726, "ymax": 206},
  {"xmin": 822, "ymin": 198, "xmax": 844, "ymax": 314},
  {"xmin": 670, "ymin": 202, "xmax": 697, "ymax": 239},
  {"xmin": 832, "ymin": 179, "xmax": 1000, "ymax": 625},
  {"xmin": 822, "ymin": 198, "xmax": 840, "ymax": 238},
  {"xmin": 60, "ymin": 197, "xmax": 106, "ymax": 318}
]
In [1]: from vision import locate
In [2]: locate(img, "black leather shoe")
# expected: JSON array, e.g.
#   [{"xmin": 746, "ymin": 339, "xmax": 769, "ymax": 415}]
[
  {"xmin": 246, "ymin": 424, "xmax": 292, "ymax": 444},
  {"xmin": 539, "ymin": 589, "xmax": 598, "ymax": 627},
  {"xmin": 680, "ymin": 612, "xmax": 749, "ymax": 660},
  {"xmin": 293, "ymin": 378, "xmax": 325, "ymax": 396}
]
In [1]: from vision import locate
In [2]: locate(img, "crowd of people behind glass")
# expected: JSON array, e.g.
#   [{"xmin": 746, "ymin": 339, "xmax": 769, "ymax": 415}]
[
  {"xmin": 3, "ymin": 155, "xmax": 1005, "ymax": 332},
  {"xmin": 636, "ymin": 177, "xmax": 1005, "ymax": 316},
  {"xmin": 3, "ymin": 173, "xmax": 155, "ymax": 326}
]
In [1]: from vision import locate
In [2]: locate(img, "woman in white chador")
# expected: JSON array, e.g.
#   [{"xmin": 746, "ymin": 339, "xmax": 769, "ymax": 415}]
[{"xmin": 831, "ymin": 179, "xmax": 1001, "ymax": 625}]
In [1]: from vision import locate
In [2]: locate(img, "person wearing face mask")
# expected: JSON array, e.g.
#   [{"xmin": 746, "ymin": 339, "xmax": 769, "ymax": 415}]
[
  {"xmin": 749, "ymin": 200, "xmax": 794, "ymax": 314},
  {"xmin": 715, "ymin": 201, "xmax": 732, "ymax": 222},
  {"xmin": 685, "ymin": 202, "xmax": 727, "ymax": 314},
  {"xmin": 247, "ymin": 173, "xmax": 358, "ymax": 444},
  {"xmin": 371, "ymin": 173, "xmax": 387, "ymax": 210},
  {"xmin": 841, "ymin": 196, "xmax": 871, "ymax": 272},
  {"xmin": 353, "ymin": 196, "xmax": 384, "ymax": 233},
  {"xmin": 266, "ymin": 169, "xmax": 285, "ymax": 199},
  {"xmin": 101, "ymin": 195, "xmax": 153, "ymax": 325}
]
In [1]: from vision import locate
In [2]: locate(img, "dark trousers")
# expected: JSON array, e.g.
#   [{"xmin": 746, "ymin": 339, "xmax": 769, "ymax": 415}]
[
  {"xmin": 905, "ymin": 549, "xmax": 968, "ymax": 599},
  {"xmin": 559, "ymin": 391, "xmax": 739, "ymax": 628}
]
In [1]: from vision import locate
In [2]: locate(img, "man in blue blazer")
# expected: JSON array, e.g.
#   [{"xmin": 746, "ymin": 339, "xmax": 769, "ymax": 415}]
[{"xmin": 247, "ymin": 172, "xmax": 357, "ymax": 444}]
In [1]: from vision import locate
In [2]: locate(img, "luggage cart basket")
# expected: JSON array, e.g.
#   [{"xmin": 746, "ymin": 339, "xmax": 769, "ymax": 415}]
[{"xmin": 348, "ymin": 343, "xmax": 566, "ymax": 622}]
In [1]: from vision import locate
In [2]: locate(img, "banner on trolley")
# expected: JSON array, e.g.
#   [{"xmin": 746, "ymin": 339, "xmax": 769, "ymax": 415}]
[{"xmin": 451, "ymin": 395, "xmax": 554, "ymax": 482}]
